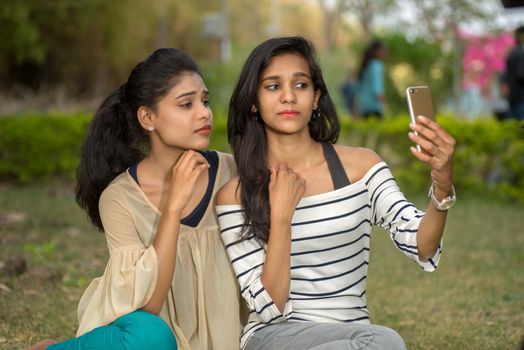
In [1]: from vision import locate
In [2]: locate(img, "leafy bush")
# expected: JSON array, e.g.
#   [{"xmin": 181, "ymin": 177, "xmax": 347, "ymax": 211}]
[
  {"xmin": 1, "ymin": 113, "xmax": 523, "ymax": 203},
  {"xmin": 0, "ymin": 114, "xmax": 90, "ymax": 181},
  {"xmin": 0, "ymin": 113, "xmax": 230, "ymax": 182},
  {"xmin": 339, "ymin": 115, "xmax": 524, "ymax": 203}
]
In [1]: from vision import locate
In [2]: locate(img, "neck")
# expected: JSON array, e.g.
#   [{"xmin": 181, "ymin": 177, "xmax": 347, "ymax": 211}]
[
  {"xmin": 142, "ymin": 144, "xmax": 186, "ymax": 185},
  {"xmin": 266, "ymin": 132, "xmax": 322, "ymax": 171}
]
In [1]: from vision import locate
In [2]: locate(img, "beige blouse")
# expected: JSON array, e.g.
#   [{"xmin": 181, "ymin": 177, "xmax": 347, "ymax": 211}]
[{"xmin": 76, "ymin": 152, "xmax": 246, "ymax": 350}]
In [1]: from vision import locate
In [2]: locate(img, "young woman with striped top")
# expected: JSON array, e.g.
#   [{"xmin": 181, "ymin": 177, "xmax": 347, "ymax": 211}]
[{"xmin": 216, "ymin": 36, "xmax": 456, "ymax": 350}]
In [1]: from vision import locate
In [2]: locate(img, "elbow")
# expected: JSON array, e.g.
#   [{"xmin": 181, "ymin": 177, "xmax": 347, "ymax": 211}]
[
  {"xmin": 274, "ymin": 299, "xmax": 287, "ymax": 313},
  {"xmin": 418, "ymin": 247, "xmax": 437, "ymax": 262},
  {"xmin": 140, "ymin": 302, "xmax": 162, "ymax": 315},
  {"xmin": 418, "ymin": 253, "xmax": 431, "ymax": 262}
]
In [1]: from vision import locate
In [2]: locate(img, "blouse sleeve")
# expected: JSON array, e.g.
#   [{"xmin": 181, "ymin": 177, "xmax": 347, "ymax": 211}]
[
  {"xmin": 366, "ymin": 163, "xmax": 443, "ymax": 271},
  {"xmin": 216, "ymin": 207, "xmax": 292, "ymax": 324},
  {"xmin": 76, "ymin": 184, "xmax": 158, "ymax": 336}
]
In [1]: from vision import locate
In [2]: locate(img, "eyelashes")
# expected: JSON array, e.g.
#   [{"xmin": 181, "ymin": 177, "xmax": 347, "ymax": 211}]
[{"xmin": 264, "ymin": 82, "xmax": 309, "ymax": 91}]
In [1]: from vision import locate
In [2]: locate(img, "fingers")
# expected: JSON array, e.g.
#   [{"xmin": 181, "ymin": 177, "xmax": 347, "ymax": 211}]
[
  {"xmin": 409, "ymin": 117, "xmax": 455, "ymax": 157},
  {"xmin": 269, "ymin": 162, "xmax": 306, "ymax": 223},
  {"xmin": 410, "ymin": 145, "xmax": 433, "ymax": 163},
  {"xmin": 269, "ymin": 167, "xmax": 276, "ymax": 186},
  {"xmin": 412, "ymin": 116, "xmax": 455, "ymax": 148},
  {"xmin": 175, "ymin": 150, "xmax": 209, "ymax": 170},
  {"xmin": 173, "ymin": 150, "xmax": 209, "ymax": 184},
  {"xmin": 409, "ymin": 130, "xmax": 452, "ymax": 164},
  {"xmin": 270, "ymin": 162, "xmax": 306, "ymax": 196},
  {"xmin": 409, "ymin": 116, "xmax": 455, "ymax": 183}
]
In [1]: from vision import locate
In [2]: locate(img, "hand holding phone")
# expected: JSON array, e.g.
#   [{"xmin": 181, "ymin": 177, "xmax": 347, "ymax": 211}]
[{"xmin": 406, "ymin": 86, "xmax": 435, "ymax": 152}]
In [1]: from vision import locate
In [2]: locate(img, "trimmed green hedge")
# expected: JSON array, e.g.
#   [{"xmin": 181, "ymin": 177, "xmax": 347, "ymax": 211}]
[
  {"xmin": 0, "ymin": 114, "xmax": 91, "ymax": 182},
  {"xmin": 1, "ymin": 113, "xmax": 523, "ymax": 203},
  {"xmin": 339, "ymin": 115, "xmax": 524, "ymax": 203},
  {"xmin": 0, "ymin": 113, "xmax": 231, "ymax": 182}
]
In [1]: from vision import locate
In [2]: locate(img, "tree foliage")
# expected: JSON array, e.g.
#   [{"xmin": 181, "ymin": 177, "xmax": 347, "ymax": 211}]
[{"xmin": 0, "ymin": 0, "xmax": 506, "ymax": 113}]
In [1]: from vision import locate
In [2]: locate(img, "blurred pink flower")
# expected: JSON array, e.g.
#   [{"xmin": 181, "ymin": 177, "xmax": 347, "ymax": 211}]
[{"xmin": 460, "ymin": 30, "xmax": 514, "ymax": 90}]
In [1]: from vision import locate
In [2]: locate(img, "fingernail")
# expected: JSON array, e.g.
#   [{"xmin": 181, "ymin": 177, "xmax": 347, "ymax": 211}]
[{"xmin": 410, "ymin": 146, "xmax": 418, "ymax": 152}]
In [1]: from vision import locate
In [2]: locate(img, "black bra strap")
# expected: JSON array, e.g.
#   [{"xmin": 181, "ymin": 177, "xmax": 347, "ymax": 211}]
[{"xmin": 321, "ymin": 143, "xmax": 351, "ymax": 190}]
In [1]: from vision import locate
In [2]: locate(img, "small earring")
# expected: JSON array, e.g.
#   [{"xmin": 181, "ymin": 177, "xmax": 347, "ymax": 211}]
[
  {"xmin": 252, "ymin": 112, "xmax": 258, "ymax": 121},
  {"xmin": 148, "ymin": 126, "xmax": 154, "ymax": 131},
  {"xmin": 312, "ymin": 108, "xmax": 321, "ymax": 120}
]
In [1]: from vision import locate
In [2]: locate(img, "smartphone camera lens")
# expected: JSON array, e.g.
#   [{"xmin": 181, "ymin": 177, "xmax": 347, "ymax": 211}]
[{"xmin": 409, "ymin": 88, "xmax": 415, "ymax": 94}]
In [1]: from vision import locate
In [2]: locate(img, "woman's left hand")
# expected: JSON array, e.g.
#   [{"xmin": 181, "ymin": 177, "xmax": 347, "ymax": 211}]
[{"xmin": 409, "ymin": 115, "xmax": 455, "ymax": 191}]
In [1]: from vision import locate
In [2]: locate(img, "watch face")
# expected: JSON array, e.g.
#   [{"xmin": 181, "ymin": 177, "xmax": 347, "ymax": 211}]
[
  {"xmin": 429, "ymin": 184, "xmax": 456, "ymax": 211},
  {"xmin": 438, "ymin": 199, "xmax": 455, "ymax": 210}
]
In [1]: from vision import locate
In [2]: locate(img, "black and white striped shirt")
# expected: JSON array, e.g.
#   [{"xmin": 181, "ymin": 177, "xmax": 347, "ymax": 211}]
[{"xmin": 216, "ymin": 162, "xmax": 442, "ymax": 349}]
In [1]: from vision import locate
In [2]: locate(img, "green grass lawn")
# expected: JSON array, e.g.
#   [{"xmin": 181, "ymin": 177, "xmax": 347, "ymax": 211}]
[{"xmin": 1, "ymin": 180, "xmax": 523, "ymax": 350}]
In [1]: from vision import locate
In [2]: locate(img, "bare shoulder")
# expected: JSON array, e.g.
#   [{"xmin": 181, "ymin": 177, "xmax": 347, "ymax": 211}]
[
  {"xmin": 333, "ymin": 145, "xmax": 383, "ymax": 183},
  {"xmin": 216, "ymin": 175, "xmax": 242, "ymax": 205}
]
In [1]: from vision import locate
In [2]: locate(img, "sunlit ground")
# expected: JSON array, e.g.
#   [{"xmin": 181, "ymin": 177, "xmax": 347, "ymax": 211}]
[{"xmin": 1, "ymin": 179, "xmax": 522, "ymax": 349}]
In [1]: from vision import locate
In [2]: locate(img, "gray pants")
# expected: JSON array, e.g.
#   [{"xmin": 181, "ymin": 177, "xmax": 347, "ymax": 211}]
[{"xmin": 245, "ymin": 322, "xmax": 407, "ymax": 350}]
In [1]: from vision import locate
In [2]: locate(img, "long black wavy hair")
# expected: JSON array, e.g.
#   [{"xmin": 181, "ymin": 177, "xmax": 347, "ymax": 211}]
[
  {"xmin": 228, "ymin": 36, "xmax": 340, "ymax": 243},
  {"xmin": 357, "ymin": 40, "xmax": 384, "ymax": 80},
  {"xmin": 76, "ymin": 48, "xmax": 201, "ymax": 231}
]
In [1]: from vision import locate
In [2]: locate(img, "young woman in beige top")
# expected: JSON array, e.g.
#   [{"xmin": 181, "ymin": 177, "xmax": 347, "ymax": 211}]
[{"xmin": 30, "ymin": 48, "xmax": 244, "ymax": 350}]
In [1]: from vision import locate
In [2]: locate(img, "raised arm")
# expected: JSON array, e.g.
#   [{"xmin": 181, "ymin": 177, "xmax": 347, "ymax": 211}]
[
  {"xmin": 141, "ymin": 150, "xmax": 209, "ymax": 314},
  {"xmin": 216, "ymin": 162, "xmax": 305, "ymax": 314},
  {"xmin": 261, "ymin": 162, "xmax": 305, "ymax": 311},
  {"xmin": 409, "ymin": 115, "xmax": 455, "ymax": 260}
]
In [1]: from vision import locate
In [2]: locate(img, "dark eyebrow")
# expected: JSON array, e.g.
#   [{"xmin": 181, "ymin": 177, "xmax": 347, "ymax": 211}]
[
  {"xmin": 260, "ymin": 75, "xmax": 279, "ymax": 83},
  {"xmin": 176, "ymin": 90, "xmax": 210, "ymax": 100},
  {"xmin": 293, "ymin": 72, "xmax": 312, "ymax": 80},
  {"xmin": 176, "ymin": 91, "xmax": 196, "ymax": 100},
  {"xmin": 260, "ymin": 72, "xmax": 312, "ymax": 83}
]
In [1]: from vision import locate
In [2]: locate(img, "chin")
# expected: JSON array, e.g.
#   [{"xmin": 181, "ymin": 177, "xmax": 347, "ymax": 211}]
[
  {"xmin": 168, "ymin": 138, "xmax": 210, "ymax": 151},
  {"xmin": 192, "ymin": 139, "xmax": 211, "ymax": 151},
  {"xmin": 273, "ymin": 123, "xmax": 309, "ymax": 135}
]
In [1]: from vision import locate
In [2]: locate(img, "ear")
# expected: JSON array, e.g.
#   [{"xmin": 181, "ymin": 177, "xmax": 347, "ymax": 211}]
[
  {"xmin": 251, "ymin": 105, "xmax": 257, "ymax": 113},
  {"xmin": 137, "ymin": 106, "xmax": 155, "ymax": 131},
  {"xmin": 313, "ymin": 89, "xmax": 321, "ymax": 110}
]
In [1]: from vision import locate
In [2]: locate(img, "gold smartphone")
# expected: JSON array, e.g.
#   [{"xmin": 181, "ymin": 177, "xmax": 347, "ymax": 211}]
[{"xmin": 406, "ymin": 86, "xmax": 435, "ymax": 152}]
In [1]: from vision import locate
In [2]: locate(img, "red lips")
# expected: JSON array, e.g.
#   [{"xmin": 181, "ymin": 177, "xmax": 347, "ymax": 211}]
[
  {"xmin": 278, "ymin": 110, "xmax": 299, "ymax": 117},
  {"xmin": 195, "ymin": 125, "xmax": 212, "ymax": 134}
]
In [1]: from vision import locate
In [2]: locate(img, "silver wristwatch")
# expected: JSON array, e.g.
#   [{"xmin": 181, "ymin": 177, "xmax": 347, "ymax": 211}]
[{"xmin": 428, "ymin": 182, "xmax": 456, "ymax": 211}]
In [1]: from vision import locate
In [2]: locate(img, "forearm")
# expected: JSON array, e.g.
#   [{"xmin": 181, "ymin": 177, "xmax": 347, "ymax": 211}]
[
  {"xmin": 260, "ymin": 221, "xmax": 291, "ymax": 312},
  {"xmin": 417, "ymin": 185, "xmax": 450, "ymax": 260},
  {"xmin": 141, "ymin": 208, "xmax": 181, "ymax": 314}
]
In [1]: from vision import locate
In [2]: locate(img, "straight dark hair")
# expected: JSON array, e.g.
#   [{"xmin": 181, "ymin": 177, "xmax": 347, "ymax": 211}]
[
  {"xmin": 228, "ymin": 36, "xmax": 340, "ymax": 243},
  {"xmin": 357, "ymin": 40, "xmax": 384, "ymax": 80},
  {"xmin": 76, "ymin": 48, "xmax": 201, "ymax": 231}
]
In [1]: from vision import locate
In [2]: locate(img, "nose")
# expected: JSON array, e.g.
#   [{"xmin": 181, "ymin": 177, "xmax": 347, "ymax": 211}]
[
  {"xmin": 199, "ymin": 103, "xmax": 212, "ymax": 121},
  {"xmin": 280, "ymin": 85, "xmax": 296, "ymax": 104}
]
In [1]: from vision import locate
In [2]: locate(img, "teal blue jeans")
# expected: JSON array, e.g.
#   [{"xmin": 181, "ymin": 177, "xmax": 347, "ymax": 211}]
[{"xmin": 48, "ymin": 310, "xmax": 177, "ymax": 350}]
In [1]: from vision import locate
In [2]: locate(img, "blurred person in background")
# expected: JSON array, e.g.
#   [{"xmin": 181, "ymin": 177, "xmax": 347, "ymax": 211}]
[
  {"xmin": 339, "ymin": 70, "xmax": 358, "ymax": 117},
  {"xmin": 355, "ymin": 40, "xmax": 386, "ymax": 118},
  {"xmin": 490, "ymin": 71, "xmax": 510, "ymax": 121},
  {"xmin": 505, "ymin": 25, "xmax": 524, "ymax": 121},
  {"xmin": 27, "ymin": 48, "xmax": 244, "ymax": 350}
]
